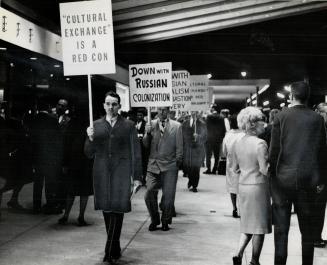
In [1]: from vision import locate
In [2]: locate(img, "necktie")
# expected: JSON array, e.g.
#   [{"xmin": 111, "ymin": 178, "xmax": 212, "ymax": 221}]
[{"xmin": 160, "ymin": 121, "xmax": 165, "ymax": 136}]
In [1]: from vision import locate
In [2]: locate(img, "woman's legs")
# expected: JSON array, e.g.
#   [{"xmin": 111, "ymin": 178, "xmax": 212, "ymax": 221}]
[
  {"xmin": 231, "ymin": 193, "xmax": 237, "ymax": 211},
  {"xmin": 250, "ymin": 234, "xmax": 265, "ymax": 265},
  {"xmin": 58, "ymin": 195, "xmax": 74, "ymax": 224},
  {"xmin": 78, "ymin": 196, "xmax": 89, "ymax": 221},
  {"xmin": 235, "ymin": 233, "xmax": 253, "ymax": 258}
]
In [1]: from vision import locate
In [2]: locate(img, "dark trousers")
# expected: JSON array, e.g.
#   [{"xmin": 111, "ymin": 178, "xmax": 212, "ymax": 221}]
[
  {"xmin": 145, "ymin": 169, "xmax": 178, "ymax": 225},
  {"xmin": 271, "ymin": 181, "xmax": 316, "ymax": 265},
  {"xmin": 33, "ymin": 166, "xmax": 58, "ymax": 209},
  {"xmin": 205, "ymin": 140, "xmax": 221, "ymax": 172},
  {"xmin": 103, "ymin": 212, "xmax": 124, "ymax": 258},
  {"xmin": 312, "ymin": 189, "xmax": 327, "ymax": 241},
  {"xmin": 187, "ymin": 165, "xmax": 200, "ymax": 188}
]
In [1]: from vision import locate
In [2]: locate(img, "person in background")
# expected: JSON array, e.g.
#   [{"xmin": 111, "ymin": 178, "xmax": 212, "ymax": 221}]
[
  {"xmin": 312, "ymin": 102, "xmax": 327, "ymax": 248},
  {"xmin": 221, "ymin": 109, "xmax": 231, "ymax": 132},
  {"xmin": 143, "ymin": 107, "xmax": 183, "ymax": 231},
  {"xmin": 204, "ymin": 104, "xmax": 226, "ymax": 174},
  {"xmin": 135, "ymin": 108, "xmax": 148, "ymax": 185},
  {"xmin": 269, "ymin": 81, "xmax": 327, "ymax": 265},
  {"xmin": 232, "ymin": 107, "xmax": 271, "ymax": 265},
  {"xmin": 30, "ymin": 100, "xmax": 62, "ymax": 214},
  {"xmin": 222, "ymin": 114, "xmax": 245, "ymax": 218},
  {"xmin": 85, "ymin": 91, "xmax": 142, "ymax": 263},
  {"xmin": 259, "ymin": 109, "xmax": 279, "ymax": 148},
  {"xmin": 182, "ymin": 111, "xmax": 207, "ymax": 192},
  {"xmin": 55, "ymin": 99, "xmax": 71, "ymax": 211},
  {"xmin": 58, "ymin": 108, "xmax": 93, "ymax": 226}
]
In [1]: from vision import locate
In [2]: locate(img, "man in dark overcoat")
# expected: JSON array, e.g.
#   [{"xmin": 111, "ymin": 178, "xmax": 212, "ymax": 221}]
[
  {"xmin": 182, "ymin": 111, "xmax": 207, "ymax": 192},
  {"xmin": 85, "ymin": 91, "xmax": 142, "ymax": 263},
  {"xmin": 269, "ymin": 81, "xmax": 327, "ymax": 265}
]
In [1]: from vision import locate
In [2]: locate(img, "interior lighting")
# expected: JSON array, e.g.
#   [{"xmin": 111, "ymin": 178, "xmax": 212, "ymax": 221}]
[
  {"xmin": 207, "ymin": 73, "xmax": 212, "ymax": 79},
  {"xmin": 241, "ymin": 71, "xmax": 247, "ymax": 77},
  {"xmin": 54, "ymin": 64, "xmax": 60, "ymax": 68},
  {"xmin": 258, "ymin": 84, "xmax": 270, "ymax": 94},
  {"xmin": 66, "ymin": 78, "xmax": 70, "ymax": 81},
  {"xmin": 280, "ymin": 102, "xmax": 285, "ymax": 108},
  {"xmin": 50, "ymin": 74, "xmax": 54, "ymax": 77},
  {"xmin": 10, "ymin": 63, "xmax": 14, "ymax": 67},
  {"xmin": 0, "ymin": 47, "xmax": 7, "ymax": 50},
  {"xmin": 277, "ymin": 92, "xmax": 285, "ymax": 99},
  {"xmin": 263, "ymin": 101, "xmax": 269, "ymax": 106},
  {"xmin": 30, "ymin": 57, "xmax": 37, "ymax": 60},
  {"xmin": 284, "ymin": 85, "xmax": 291, "ymax": 92}
]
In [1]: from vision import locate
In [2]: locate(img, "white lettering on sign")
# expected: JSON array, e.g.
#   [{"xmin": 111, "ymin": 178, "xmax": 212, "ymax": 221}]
[{"xmin": 129, "ymin": 62, "xmax": 172, "ymax": 107}]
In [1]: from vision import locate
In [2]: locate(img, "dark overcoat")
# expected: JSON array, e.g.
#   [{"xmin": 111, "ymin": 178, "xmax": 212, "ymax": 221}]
[
  {"xmin": 84, "ymin": 116, "xmax": 142, "ymax": 212},
  {"xmin": 182, "ymin": 118, "xmax": 207, "ymax": 169}
]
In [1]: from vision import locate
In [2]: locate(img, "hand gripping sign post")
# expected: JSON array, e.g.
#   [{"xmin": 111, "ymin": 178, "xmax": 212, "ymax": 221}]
[
  {"xmin": 129, "ymin": 62, "xmax": 173, "ymax": 124},
  {"xmin": 59, "ymin": 0, "xmax": 116, "ymax": 127}
]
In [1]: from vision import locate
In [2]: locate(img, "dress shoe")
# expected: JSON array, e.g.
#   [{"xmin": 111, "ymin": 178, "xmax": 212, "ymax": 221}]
[
  {"xmin": 192, "ymin": 187, "xmax": 198, "ymax": 193},
  {"xmin": 203, "ymin": 169, "xmax": 211, "ymax": 174},
  {"xmin": 58, "ymin": 216, "xmax": 68, "ymax": 225},
  {"xmin": 161, "ymin": 223, "xmax": 170, "ymax": 231},
  {"xmin": 232, "ymin": 255, "xmax": 242, "ymax": 265},
  {"xmin": 111, "ymin": 252, "xmax": 121, "ymax": 260},
  {"xmin": 149, "ymin": 223, "xmax": 159, "ymax": 231},
  {"xmin": 314, "ymin": 239, "xmax": 326, "ymax": 248},
  {"xmin": 232, "ymin": 209, "xmax": 240, "ymax": 218}
]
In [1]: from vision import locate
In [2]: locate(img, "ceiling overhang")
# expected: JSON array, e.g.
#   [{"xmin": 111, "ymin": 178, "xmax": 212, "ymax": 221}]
[
  {"xmin": 209, "ymin": 79, "xmax": 270, "ymax": 102},
  {"xmin": 113, "ymin": 0, "xmax": 327, "ymax": 43}
]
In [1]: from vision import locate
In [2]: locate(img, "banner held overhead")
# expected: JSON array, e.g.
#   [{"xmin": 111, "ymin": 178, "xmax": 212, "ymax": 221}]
[
  {"xmin": 59, "ymin": 0, "xmax": 116, "ymax": 76},
  {"xmin": 129, "ymin": 62, "xmax": 173, "ymax": 108}
]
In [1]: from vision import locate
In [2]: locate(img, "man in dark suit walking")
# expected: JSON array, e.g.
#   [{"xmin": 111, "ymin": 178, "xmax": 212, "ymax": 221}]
[
  {"xmin": 204, "ymin": 104, "xmax": 226, "ymax": 174},
  {"xmin": 269, "ymin": 81, "xmax": 327, "ymax": 265},
  {"xmin": 143, "ymin": 107, "xmax": 183, "ymax": 231}
]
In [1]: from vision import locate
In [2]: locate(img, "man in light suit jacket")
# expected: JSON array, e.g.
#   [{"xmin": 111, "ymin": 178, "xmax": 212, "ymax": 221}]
[
  {"xmin": 143, "ymin": 107, "xmax": 183, "ymax": 231},
  {"xmin": 269, "ymin": 81, "xmax": 327, "ymax": 265}
]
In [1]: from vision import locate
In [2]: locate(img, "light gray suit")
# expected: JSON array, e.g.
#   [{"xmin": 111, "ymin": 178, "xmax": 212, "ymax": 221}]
[{"xmin": 143, "ymin": 118, "xmax": 183, "ymax": 225}]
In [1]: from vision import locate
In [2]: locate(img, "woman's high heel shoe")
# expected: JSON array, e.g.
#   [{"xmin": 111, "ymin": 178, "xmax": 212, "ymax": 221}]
[{"xmin": 233, "ymin": 255, "xmax": 242, "ymax": 265}]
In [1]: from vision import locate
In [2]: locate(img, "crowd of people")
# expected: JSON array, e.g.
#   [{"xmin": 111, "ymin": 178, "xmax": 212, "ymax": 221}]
[{"xmin": 1, "ymin": 81, "xmax": 327, "ymax": 265}]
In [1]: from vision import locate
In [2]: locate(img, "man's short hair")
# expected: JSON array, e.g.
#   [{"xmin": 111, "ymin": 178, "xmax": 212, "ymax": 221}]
[
  {"xmin": 291, "ymin": 81, "xmax": 310, "ymax": 102},
  {"xmin": 105, "ymin": 91, "xmax": 120, "ymax": 104}
]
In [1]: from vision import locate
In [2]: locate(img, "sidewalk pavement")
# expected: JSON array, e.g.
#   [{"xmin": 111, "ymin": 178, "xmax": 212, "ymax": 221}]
[{"xmin": 0, "ymin": 169, "xmax": 326, "ymax": 265}]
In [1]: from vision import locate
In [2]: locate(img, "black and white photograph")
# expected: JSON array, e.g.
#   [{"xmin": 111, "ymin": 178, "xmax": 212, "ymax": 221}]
[{"xmin": 1, "ymin": 0, "xmax": 327, "ymax": 264}]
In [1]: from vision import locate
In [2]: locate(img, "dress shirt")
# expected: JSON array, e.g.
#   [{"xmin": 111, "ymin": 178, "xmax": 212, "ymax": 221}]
[{"xmin": 106, "ymin": 115, "xmax": 118, "ymax": 127}]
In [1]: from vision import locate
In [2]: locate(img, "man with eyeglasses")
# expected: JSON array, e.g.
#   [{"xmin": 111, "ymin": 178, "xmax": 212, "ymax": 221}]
[{"xmin": 85, "ymin": 91, "xmax": 142, "ymax": 263}]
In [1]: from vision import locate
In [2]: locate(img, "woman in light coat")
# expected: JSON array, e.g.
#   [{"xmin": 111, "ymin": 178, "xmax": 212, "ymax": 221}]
[
  {"xmin": 232, "ymin": 107, "xmax": 271, "ymax": 265},
  {"xmin": 222, "ymin": 115, "xmax": 245, "ymax": 218}
]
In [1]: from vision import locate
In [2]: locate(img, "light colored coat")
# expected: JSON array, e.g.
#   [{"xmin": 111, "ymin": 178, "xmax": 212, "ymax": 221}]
[
  {"xmin": 143, "ymin": 119, "xmax": 183, "ymax": 174},
  {"xmin": 222, "ymin": 130, "xmax": 245, "ymax": 193}
]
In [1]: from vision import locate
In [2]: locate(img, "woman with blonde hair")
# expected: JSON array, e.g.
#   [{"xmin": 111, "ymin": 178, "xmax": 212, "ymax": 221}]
[{"xmin": 232, "ymin": 107, "xmax": 271, "ymax": 265}]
